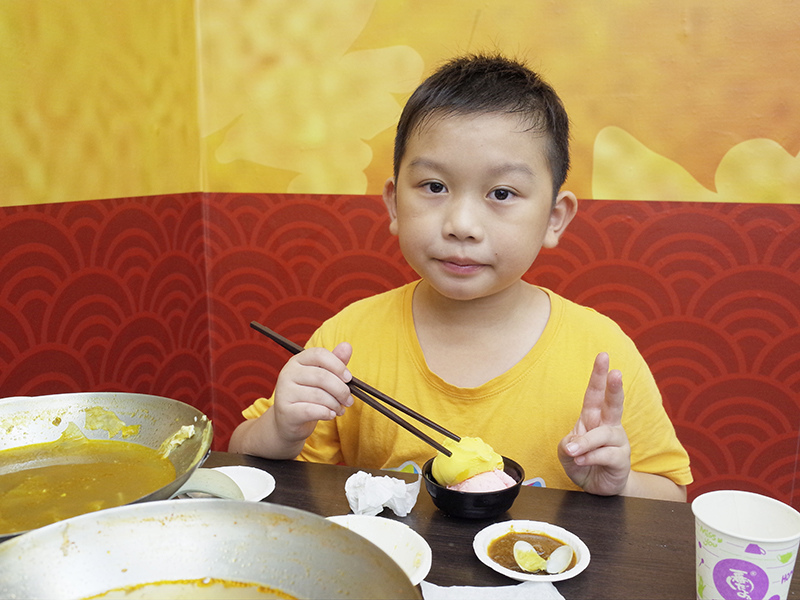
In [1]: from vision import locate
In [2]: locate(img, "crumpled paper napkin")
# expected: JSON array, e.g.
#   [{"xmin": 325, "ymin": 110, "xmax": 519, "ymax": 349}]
[
  {"xmin": 344, "ymin": 470, "xmax": 421, "ymax": 517},
  {"xmin": 420, "ymin": 580, "xmax": 564, "ymax": 600}
]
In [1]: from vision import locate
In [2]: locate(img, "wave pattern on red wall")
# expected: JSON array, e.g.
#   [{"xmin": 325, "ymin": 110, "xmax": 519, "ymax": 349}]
[
  {"xmin": 0, "ymin": 194, "xmax": 213, "ymax": 418},
  {"xmin": 526, "ymin": 201, "xmax": 800, "ymax": 506},
  {"xmin": 202, "ymin": 193, "xmax": 417, "ymax": 444},
  {"xmin": 1, "ymin": 193, "xmax": 798, "ymax": 506}
]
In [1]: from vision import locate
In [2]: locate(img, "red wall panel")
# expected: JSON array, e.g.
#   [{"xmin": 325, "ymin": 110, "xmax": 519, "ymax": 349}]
[
  {"xmin": 1, "ymin": 193, "xmax": 798, "ymax": 506},
  {"xmin": 0, "ymin": 194, "xmax": 213, "ymax": 418}
]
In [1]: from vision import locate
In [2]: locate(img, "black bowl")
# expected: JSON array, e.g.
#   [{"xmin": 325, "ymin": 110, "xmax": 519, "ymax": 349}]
[{"xmin": 422, "ymin": 456, "xmax": 524, "ymax": 519}]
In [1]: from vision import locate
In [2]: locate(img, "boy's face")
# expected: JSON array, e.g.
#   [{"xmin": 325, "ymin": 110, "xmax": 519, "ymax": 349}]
[{"xmin": 384, "ymin": 112, "xmax": 576, "ymax": 303}]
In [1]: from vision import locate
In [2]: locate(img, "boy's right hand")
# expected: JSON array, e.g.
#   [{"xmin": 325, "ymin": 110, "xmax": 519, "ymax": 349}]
[{"xmin": 271, "ymin": 342, "xmax": 354, "ymax": 445}]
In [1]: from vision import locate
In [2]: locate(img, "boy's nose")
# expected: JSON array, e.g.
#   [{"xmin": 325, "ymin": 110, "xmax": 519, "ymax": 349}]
[{"xmin": 442, "ymin": 196, "xmax": 484, "ymax": 241}]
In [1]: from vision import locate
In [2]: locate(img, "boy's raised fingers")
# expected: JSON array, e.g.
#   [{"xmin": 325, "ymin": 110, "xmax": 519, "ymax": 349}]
[
  {"xmin": 563, "ymin": 421, "xmax": 629, "ymax": 460},
  {"xmin": 578, "ymin": 352, "xmax": 612, "ymax": 431},
  {"xmin": 600, "ymin": 368, "xmax": 625, "ymax": 426}
]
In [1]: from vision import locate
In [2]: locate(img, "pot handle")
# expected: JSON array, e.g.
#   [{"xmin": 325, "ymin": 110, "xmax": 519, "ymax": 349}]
[{"xmin": 172, "ymin": 468, "xmax": 245, "ymax": 500}]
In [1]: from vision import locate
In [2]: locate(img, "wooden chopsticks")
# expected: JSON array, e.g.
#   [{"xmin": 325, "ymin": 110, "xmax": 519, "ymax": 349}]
[{"xmin": 249, "ymin": 321, "xmax": 460, "ymax": 456}]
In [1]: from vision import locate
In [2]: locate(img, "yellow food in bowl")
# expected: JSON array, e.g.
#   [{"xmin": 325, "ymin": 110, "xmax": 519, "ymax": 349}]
[{"xmin": 431, "ymin": 436, "xmax": 503, "ymax": 487}]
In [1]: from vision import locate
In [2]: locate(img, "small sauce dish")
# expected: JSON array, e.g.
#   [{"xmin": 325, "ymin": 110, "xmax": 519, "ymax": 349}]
[{"xmin": 473, "ymin": 520, "xmax": 591, "ymax": 582}]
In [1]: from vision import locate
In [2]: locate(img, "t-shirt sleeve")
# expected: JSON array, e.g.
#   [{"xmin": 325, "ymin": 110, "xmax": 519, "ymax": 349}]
[
  {"xmin": 621, "ymin": 348, "xmax": 693, "ymax": 486},
  {"xmin": 242, "ymin": 396, "xmax": 273, "ymax": 420}
]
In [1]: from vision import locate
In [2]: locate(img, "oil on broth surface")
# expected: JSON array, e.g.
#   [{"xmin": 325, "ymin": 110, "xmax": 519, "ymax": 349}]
[
  {"xmin": 86, "ymin": 579, "xmax": 295, "ymax": 600},
  {"xmin": 0, "ymin": 426, "xmax": 175, "ymax": 534}
]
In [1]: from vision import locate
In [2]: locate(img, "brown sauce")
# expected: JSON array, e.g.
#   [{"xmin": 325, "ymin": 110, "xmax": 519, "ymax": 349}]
[
  {"xmin": 0, "ymin": 428, "xmax": 175, "ymax": 534},
  {"xmin": 488, "ymin": 531, "xmax": 576, "ymax": 574}
]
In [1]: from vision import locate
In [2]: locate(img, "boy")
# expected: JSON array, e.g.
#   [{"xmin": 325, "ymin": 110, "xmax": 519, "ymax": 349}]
[{"xmin": 230, "ymin": 53, "xmax": 692, "ymax": 501}]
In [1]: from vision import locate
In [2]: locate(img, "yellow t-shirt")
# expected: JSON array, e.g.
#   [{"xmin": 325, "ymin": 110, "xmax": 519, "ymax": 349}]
[{"xmin": 243, "ymin": 282, "xmax": 692, "ymax": 490}]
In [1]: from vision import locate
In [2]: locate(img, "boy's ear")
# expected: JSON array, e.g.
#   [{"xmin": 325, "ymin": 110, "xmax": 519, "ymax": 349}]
[
  {"xmin": 543, "ymin": 190, "xmax": 578, "ymax": 248},
  {"xmin": 382, "ymin": 178, "xmax": 399, "ymax": 236}
]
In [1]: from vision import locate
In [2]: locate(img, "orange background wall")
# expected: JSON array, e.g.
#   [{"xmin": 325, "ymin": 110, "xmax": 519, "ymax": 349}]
[{"xmin": 1, "ymin": 1, "xmax": 799, "ymax": 507}]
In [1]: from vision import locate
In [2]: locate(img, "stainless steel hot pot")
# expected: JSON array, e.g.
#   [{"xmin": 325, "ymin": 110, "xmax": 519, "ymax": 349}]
[
  {"xmin": 0, "ymin": 392, "xmax": 213, "ymax": 541},
  {"xmin": 0, "ymin": 499, "xmax": 421, "ymax": 599}
]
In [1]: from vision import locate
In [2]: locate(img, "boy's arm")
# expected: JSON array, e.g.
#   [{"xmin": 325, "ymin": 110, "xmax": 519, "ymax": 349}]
[
  {"xmin": 557, "ymin": 352, "xmax": 686, "ymax": 502},
  {"xmin": 623, "ymin": 472, "xmax": 687, "ymax": 502},
  {"xmin": 229, "ymin": 407, "xmax": 306, "ymax": 459},
  {"xmin": 228, "ymin": 343, "xmax": 353, "ymax": 459}
]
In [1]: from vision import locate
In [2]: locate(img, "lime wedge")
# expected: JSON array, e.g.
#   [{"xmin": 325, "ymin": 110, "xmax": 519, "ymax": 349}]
[{"xmin": 513, "ymin": 540, "xmax": 546, "ymax": 573}]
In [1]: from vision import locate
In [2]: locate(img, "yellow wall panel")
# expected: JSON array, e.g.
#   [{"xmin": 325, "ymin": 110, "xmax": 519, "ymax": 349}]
[
  {"xmin": 0, "ymin": 0, "xmax": 200, "ymax": 206},
  {"xmin": 2, "ymin": 0, "xmax": 798, "ymax": 205},
  {"xmin": 198, "ymin": 0, "xmax": 800, "ymax": 202},
  {"xmin": 197, "ymin": 0, "xmax": 423, "ymax": 195}
]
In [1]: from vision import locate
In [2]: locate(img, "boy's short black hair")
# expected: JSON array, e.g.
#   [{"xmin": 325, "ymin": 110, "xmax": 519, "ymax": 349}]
[{"xmin": 393, "ymin": 53, "xmax": 571, "ymax": 198}]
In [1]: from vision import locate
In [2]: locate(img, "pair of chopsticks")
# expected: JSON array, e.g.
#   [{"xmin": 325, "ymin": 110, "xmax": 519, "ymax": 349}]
[{"xmin": 250, "ymin": 321, "xmax": 460, "ymax": 456}]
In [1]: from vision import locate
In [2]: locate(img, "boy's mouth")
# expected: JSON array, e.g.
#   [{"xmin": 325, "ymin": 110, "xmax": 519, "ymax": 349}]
[{"xmin": 437, "ymin": 257, "xmax": 485, "ymax": 274}]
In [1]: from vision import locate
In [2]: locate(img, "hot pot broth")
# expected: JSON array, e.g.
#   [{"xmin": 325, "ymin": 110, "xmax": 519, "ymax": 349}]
[
  {"xmin": 86, "ymin": 578, "xmax": 295, "ymax": 600},
  {"xmin": 0, "ymin": 423, "xmax": 175, "ymax": 534}
]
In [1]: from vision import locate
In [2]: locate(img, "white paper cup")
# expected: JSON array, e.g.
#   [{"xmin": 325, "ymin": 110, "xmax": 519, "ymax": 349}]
[{"xmin": 692, "ymin": 490, "xmax": 800, "ymax": 600}]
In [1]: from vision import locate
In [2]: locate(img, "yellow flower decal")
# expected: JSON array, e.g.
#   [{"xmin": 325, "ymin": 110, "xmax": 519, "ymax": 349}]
[
  {"xmin": 593, "ymin": 126, "xmax": 800, "ymax": 203},
  {"xmin": 198, "ymin": 0, "xmax": 424, "ymax": 194}
]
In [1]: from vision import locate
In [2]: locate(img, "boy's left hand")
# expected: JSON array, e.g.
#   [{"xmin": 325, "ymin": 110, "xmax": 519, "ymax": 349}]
[{"xmin": 557, "ymin": 352, "xmax": 631, "ymax": 495}]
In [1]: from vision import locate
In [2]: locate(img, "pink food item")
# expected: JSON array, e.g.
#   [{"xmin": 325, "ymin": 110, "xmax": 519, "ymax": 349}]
[{"xmin": 446, "ymin": 468, "xmax": 516, "ymax": 493}]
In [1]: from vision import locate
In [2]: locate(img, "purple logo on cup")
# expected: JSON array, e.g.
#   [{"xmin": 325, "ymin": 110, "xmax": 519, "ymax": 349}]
[
  {"xmin": 713, "ymin": 559, "xmax": 769, "ymax": 600},
  {"xmin": 745, "ymin": 543, "xmax": 767, "ymax": 555}
]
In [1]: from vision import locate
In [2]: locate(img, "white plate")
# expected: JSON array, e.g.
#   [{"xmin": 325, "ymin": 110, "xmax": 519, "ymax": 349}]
[
  {"xmin": 211, "ymin": 466, "xmax": 275, "ymax": 502},
  {"xmin": 327, "ymin": 514, "xmax": 432, "ymax": 586},
  {"xmin": 473, "ymin": 520, "xmax": 590, "ymax": 582}
]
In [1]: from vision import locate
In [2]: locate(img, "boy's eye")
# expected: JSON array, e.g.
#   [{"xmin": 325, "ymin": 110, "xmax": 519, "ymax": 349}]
[
  {"xmin": 424, "ymin": 181, "xmax": 446, "ymax": 194},
  {"xmin": 490, "ymin": 188, "xmax": 514, "ymax": 201}
]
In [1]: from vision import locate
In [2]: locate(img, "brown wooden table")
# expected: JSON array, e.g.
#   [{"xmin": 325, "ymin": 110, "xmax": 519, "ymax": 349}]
[{"xmin": 205, "ymin": 452, "xmax": 800, "ymax": 599}]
